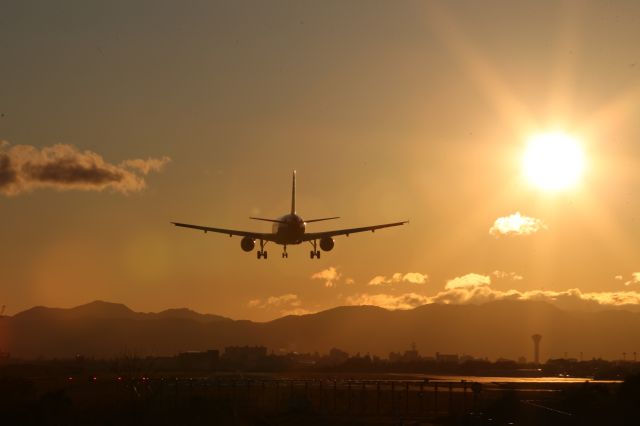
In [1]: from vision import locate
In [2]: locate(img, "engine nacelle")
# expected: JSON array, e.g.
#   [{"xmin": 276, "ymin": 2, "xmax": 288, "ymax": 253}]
[
  {"xmin": 319, "ymin": 237, "xmax": 334, "ymax": 252},
  {"xmin": 240, "ymin": 237, "xmax": 255, "ymax": 252}
]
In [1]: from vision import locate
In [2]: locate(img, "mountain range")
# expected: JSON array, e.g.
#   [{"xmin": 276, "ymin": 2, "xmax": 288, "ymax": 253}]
[{"xmin": 1, "ymin": 300, "xmax": 639, "ymax": 361}]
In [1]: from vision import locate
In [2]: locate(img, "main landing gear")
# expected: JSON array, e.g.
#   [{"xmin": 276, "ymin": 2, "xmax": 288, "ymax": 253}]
[
  {"xmin": 282, "ymin": 245, "xmax": 288, "ymax": 258},
  {"xmin": 309, "ymin": 240, "xmax": 321, "ymax": 259},
  {"xmin": 257, "ymin": 239, "xmax": 268, "ymax": 259}
]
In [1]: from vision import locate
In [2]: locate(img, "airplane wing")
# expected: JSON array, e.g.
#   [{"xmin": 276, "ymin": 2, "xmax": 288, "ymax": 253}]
[
  {"xmin": 302, "ymin": 221, "xmax": 408, "ymax": 241},
  {"xmin": 171, "ymin": 222, "xmax": 276, "ymax": 241}
]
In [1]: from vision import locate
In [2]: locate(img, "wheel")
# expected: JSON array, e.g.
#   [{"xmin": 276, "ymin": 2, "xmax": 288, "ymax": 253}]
[
  {"xmin": 310, "ymin": 250, "xmax": 315, "ymax": 259},
  {"xmin": 316, "ymin": 251, "xmax": 321, "ymax": 259},
  {"xmin": 263, "ymin": 251, "xmax": 268, "ymax": 259},
  {"xmin": 257, "ymin": 251, "xmax": 261, "ymax": 259}
]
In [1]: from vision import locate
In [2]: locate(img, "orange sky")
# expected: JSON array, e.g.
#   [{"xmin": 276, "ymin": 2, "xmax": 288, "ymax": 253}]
[{"xmin": 2, "ymin": 0, "xmax": 640, "ymax": 321}]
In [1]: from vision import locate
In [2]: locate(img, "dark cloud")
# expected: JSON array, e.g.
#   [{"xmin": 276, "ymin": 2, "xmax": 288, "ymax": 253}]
[
  {"xmin": 22, "ymin": 158, "xmax": 125, "ymax": 185},
  {"xmin": 0, "ymin": 142, "xmax": 170, "ymax": 196},
  {"xmin": 0, "ymin": 153, "xmax": 17, "ymax": 190}
]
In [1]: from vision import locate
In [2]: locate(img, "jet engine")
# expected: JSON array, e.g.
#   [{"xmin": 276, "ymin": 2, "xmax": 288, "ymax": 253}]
[
  {"xmin": 240, "ymin": 237, "xmax": 255, "ymax": 252},
  {"xmin": 319, "ymin": 237, "xmax": 334, "ymax": 251}
]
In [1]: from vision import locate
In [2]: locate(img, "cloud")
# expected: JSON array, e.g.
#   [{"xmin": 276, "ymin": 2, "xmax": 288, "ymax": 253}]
[
  {"xmin": 368, "ymin": 272, "xmax": 429, "ymax": 286},
  {"xmin": 429, "ymin": 285, "xmax": 640, "ymax": 310},
  {"xmin": 492, "ymin": 270, "xmax": 524, "ymax": 281},
  {"xmin": 247, "ymin": 299, "xmax": 262, "ymax": 308},
  {"xmin": 624, "ymin": 273, "xmax": 640, "ymax": 286},
  {"xmin": 368, "ymin": 275, "xmax": 389, "ymax": 286},
  {"xmin": 0, "ymin": 142, "xmax": 170, "ymax": 196},
  {"xmin": 346, "ymin": 292, "xmax": 430, "ymax": 310},
  {"xmin": 346, "ymin": 287, "xmax": 640, "ymax": 312},
  {"xmin": 431, "ymin": 285, "xmax": 513, "ymax": 304},
  {"xmin": 402, "ymin": 272, "xmax": 429, "ymax": 284},
  {"xmin": 489, "ymin": 212, "xmax": 547, "ymax": 237},
  {"xmin": 280, "ymin": 307, "xmax": 313, "ymax": 316},
  {"xmin": 247, "ymin": 293, "xmax": 312, "ymax": 316},
  {"xmin": 614, "ymin": 275, "xmax": 623, "ymax": 281},
  {"xmin": 120, "ymin": 157, "xmax": 171, "ymax": 174},
  {"xmin": 264, "ymin": 294, "xmax": 301, "ymax": 308},
  {"xmin": 445, "ymin": 273, "xmax": 491, "ymax": 290},
  {"xmin": 311, "ymin": 267, "xmax": 342, "ymax": 288}
]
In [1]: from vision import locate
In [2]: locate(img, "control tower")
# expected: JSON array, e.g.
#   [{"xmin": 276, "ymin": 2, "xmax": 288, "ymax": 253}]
[{"xmin": 532, "ymin": 334, "xmax": 542, "ymax": 364}]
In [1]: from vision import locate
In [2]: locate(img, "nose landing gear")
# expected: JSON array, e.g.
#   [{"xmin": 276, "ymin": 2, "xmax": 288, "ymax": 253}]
[{"xmin": 282, "ymin": 245, "xmax": 288, "ymax": 258}]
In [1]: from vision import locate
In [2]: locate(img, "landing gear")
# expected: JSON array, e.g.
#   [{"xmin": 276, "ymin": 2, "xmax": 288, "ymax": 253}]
[
  {"xmin": 282, "ymin": 245, "xmax": 288, "ymax": 258},
  {"xmin": 257, "ymin": 239, "xmax": 268, "ymax": 259},
  {"xmin": 308, "ymin": 240, "xmax": 321, "ymax": 259}
]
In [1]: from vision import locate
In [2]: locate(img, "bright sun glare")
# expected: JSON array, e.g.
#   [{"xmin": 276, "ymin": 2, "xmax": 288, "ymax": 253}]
[{"xmin": 522, "ymin": 131, "xmax": 586, "ymax": 191}]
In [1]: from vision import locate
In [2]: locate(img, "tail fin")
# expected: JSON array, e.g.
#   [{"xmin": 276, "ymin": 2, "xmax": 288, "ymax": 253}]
[{"xmin": 291, "ymin": 170, "xmax": 296, "ymax": 214}]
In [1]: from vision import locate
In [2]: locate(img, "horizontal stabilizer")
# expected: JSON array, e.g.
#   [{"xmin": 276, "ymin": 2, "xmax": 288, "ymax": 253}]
[
  {"xmin": 305, "ymin": 216, "xmax": 340, "ymax": 223},
  {"xmin": 249, "ymin": 217, "xmax": 286, "ymax": 224}
]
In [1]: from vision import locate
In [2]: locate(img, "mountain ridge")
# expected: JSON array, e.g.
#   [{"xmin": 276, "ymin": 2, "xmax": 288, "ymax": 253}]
[{"xmin": 2, "ymin": 299, "xmax": 639, "ymax": 360}]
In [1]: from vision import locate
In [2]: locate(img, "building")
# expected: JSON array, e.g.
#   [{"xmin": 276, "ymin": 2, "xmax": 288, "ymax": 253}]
[
  {"xmin": 223, "ymin": 346, "xmax": 268, "ymax": 369},
  {"xmin": 436, "ymin": 352, "xmax": 459, "ymax": 363},
  {"xmin": 177, "ymin": 350, "xmax": 219, "ymax": 370}
]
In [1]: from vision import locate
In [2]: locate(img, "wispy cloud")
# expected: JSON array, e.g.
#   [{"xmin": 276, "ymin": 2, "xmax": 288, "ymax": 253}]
[
  {"xmin": 445, "ymin": 273, "xmax": 491, "ymax": 290},
  {"xmin": 247, "ymin": 299, "xmax": 262, "ymax": 308},
  {"xmin": 0, "ymin": 142, "xmax": 170, "ymax": 196},
  {"xmin": 489, "ymin": 212, "xmax": 547, "ymax": 237},
  {"xmin": 624, "ymin": 273, "xmax": 640, "ymax": 286},
  {"xmin": 492, "ymin": 270, "xmax": 524, "ymax": 281},
  {"xmin": 368, "ymin": 272, "xmax": 428, "ymax": 286},
  {"xmin": 346, "ymin": 292, "xmax": 430, "ymax": 310},
  {"xmin": 311, "ymin": 267, "xmax": 342, "ymax": 288},
  {"xmin": 247, "ymin": 294, "xmax": 312, "ymax": 316}
]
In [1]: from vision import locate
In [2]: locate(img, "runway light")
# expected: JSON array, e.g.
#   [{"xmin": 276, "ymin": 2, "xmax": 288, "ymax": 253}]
[{"xmin": 67, "ymin": 377, "xmax": 73, "ymax": 381}]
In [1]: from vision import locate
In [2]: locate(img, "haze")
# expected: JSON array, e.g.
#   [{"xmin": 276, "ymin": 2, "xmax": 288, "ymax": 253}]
[{"xmin": 2, "ymin": 0, "xmax": 640, "ymax": 322}]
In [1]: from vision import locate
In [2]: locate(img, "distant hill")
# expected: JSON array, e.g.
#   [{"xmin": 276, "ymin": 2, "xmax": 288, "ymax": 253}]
[
  {"xmin": 1, "ymin": 300, "xmax": 639, "ymax": 361},
  {"xmin": 12, "ymin": 300, "xmax": 231, "ymax": 323}
]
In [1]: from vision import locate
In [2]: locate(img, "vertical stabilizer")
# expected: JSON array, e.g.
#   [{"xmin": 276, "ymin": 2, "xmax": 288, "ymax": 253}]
[{"xmin": 291, "ymin": 170, "xmax": 296, "ymax": 214}]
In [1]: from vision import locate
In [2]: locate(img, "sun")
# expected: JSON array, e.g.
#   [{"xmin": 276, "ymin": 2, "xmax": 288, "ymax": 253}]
[{"xmin": 522, "ymin": 131, "xmax": 586, "ymax": 191}]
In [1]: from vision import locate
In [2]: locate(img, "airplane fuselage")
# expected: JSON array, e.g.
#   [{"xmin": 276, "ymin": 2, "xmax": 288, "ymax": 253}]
[{"xmin": 272, "ymin": 213, "xmax": 306, "ymax": 245}]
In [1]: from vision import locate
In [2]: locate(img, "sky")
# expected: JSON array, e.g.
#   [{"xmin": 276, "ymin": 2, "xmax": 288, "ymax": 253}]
[{"xmin": 1, "ymin": 0, "xmax": 640, "ymax": 321}]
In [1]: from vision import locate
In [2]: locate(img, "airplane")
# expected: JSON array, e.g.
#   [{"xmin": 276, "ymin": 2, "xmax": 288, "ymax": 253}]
[{"xmin": 171, "ymin": 171, "xmax": 407, "ymax": 259}]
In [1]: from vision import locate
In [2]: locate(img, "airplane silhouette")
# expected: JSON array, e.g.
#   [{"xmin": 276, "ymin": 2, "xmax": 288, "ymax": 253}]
[{"xmin": 171, "ymin": 171, "xmax": 407, "ymax": 259}]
